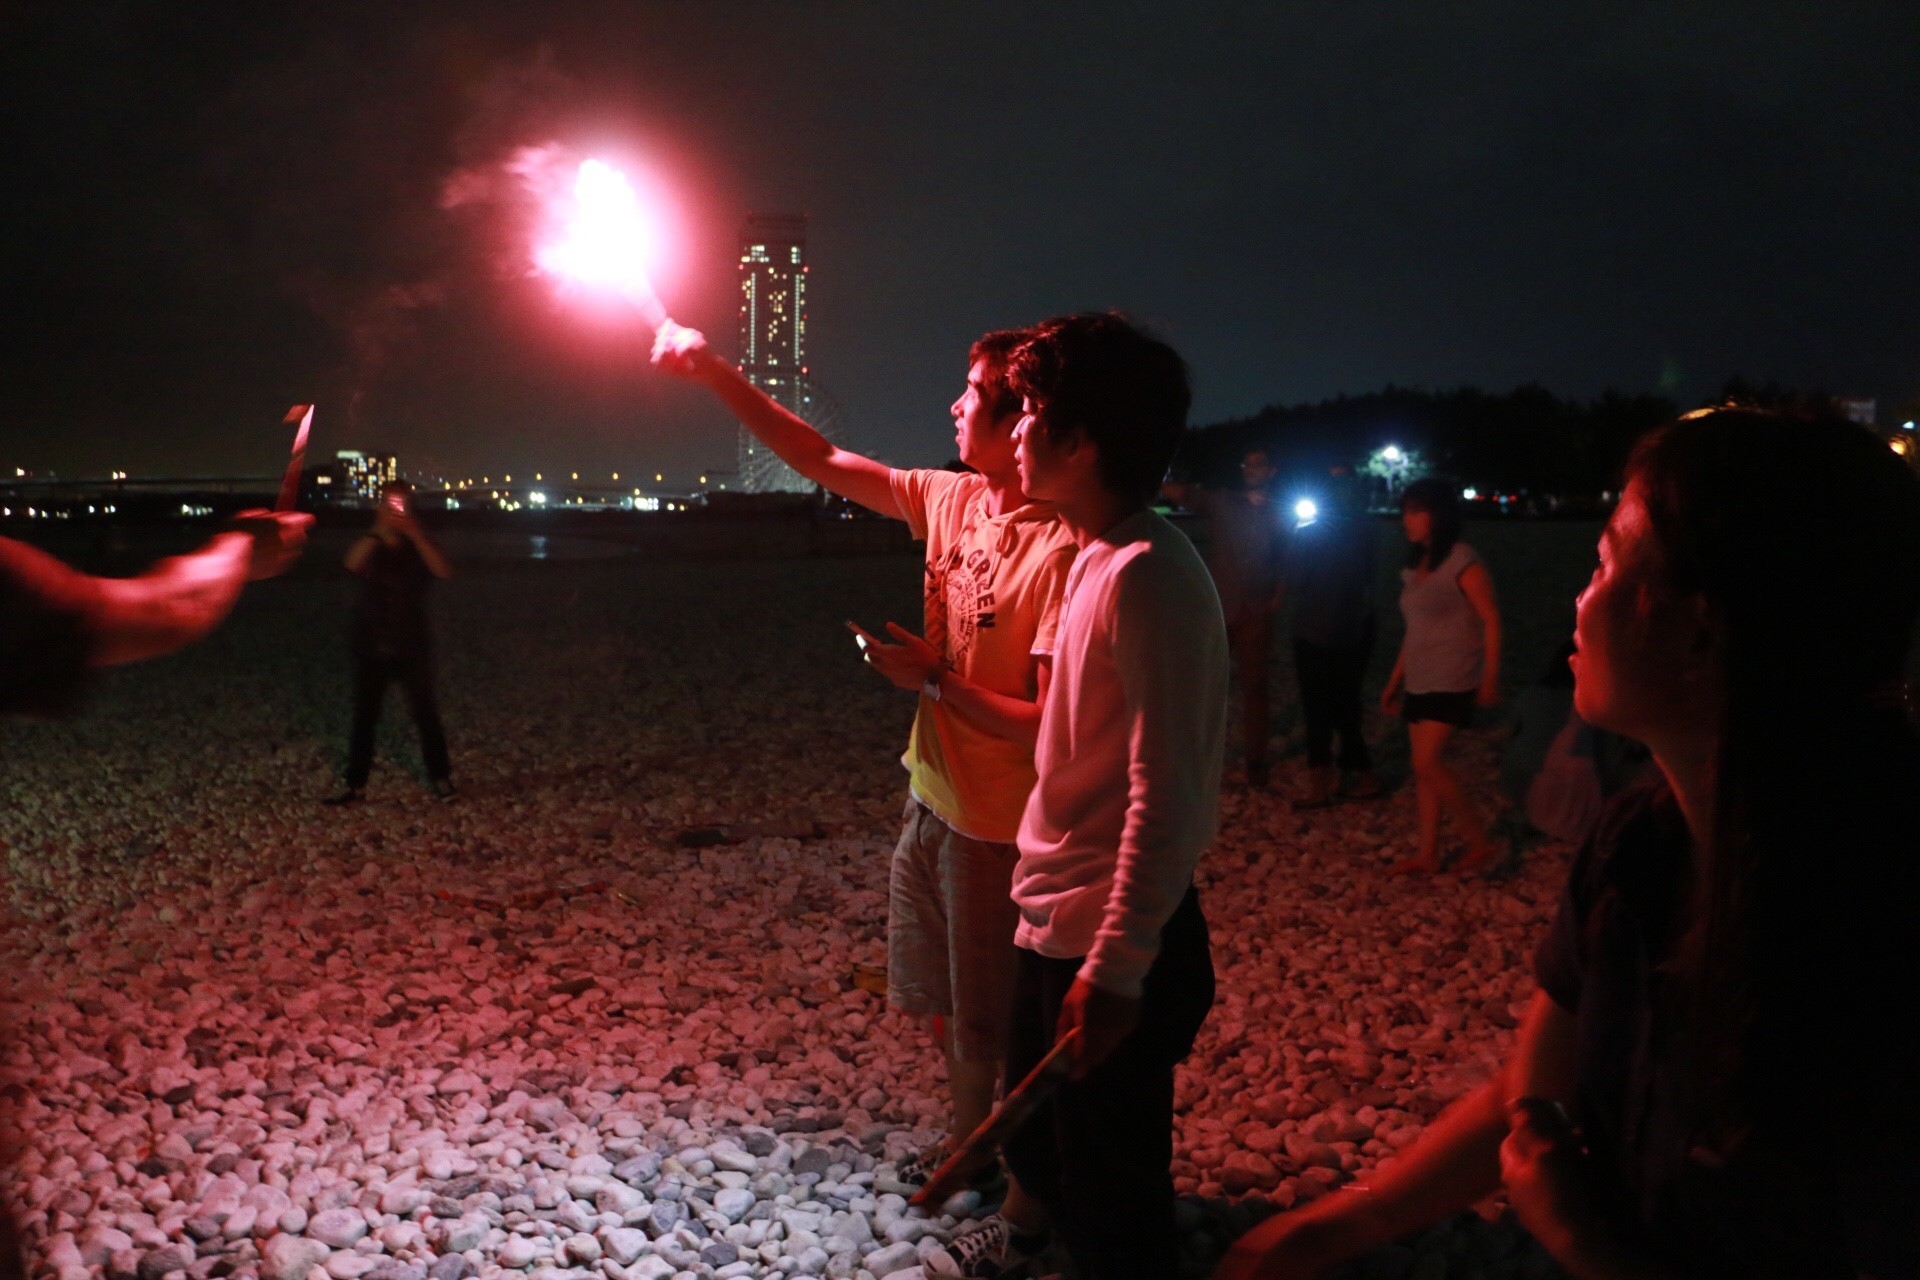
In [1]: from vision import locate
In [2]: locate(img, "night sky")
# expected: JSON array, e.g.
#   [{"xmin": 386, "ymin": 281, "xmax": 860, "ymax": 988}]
[{"xmin": 3, "ymin": 2, "xmax": 1916, "ymax": 484}]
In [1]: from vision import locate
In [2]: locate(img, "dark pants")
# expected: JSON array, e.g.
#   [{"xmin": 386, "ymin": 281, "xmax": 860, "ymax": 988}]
[
  {"xmin": 1294, "ymin": 633, "xmax": 1374, "ymax": 771},
  {"xmin": 1229, "ymin": 611, "xmax": 1274, "ymax": 770},
  {"xmin": 346, "ymin": 647, "xmax": 450, "ymax": 787},
  {"xmin": 1003, "ymin": 887, "xmax": 1215, "ymax": 1280}
]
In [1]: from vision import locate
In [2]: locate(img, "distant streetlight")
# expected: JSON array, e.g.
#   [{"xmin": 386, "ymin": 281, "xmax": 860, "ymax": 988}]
[
  {"xmin": 1293, "ymin": 497, "xmax": 1318, "ymax": 525},
  {"xmin": 1381, "ymin": 444, "xmax": 1403, "ymax": 463}
]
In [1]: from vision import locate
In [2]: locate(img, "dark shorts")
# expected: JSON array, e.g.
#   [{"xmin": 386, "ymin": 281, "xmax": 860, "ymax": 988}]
[{"xmin": 1403, "ymin": 689, "xmax": 1476, "ymax": 727}]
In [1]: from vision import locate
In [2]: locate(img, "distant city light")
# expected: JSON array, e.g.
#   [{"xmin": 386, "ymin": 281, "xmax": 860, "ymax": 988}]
[
  {"xmin": 1293, "ymin": 498, "xmax": 1318, "ymax": 525},
  {"xmin": 655, "ymin": 473, "xmax": 663, "ymax": 482},
  {"xmin": 571, "ymin": 472, "xmax": 579, "ymax": 480},
  {"xmin": 1905, "ymin": 421, "xmax": 1916, "ymax": 431},
  {"xmin": 1462, "ymin": 487, "xmax": 1478, "ymax": 500},
  {"xmin": 699, "ymin": 474, "xmax": 708, "ymax": 484},
  {"xmin": 612, "ymin": 472, "xmax": 619, "ymax": 481},
  {"xmin": 1381, "ymin": 445, "xmax": 1403, "ymax": 463},
  {"xmin": 530, "ymin": 491, "xmax": 548, "ymax": 505}
]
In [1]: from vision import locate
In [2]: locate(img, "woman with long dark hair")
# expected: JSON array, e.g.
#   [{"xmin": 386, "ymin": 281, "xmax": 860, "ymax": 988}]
[
  {"xmin": 1218, "ymin": 407, "xmax": 1920, "ymax": 1279},
  {"xmin": 1381, "ymin": 477, "xmax": 1501, "ymax": 873}
]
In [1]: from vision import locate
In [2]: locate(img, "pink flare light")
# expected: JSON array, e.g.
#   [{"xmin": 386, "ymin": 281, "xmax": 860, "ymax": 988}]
[{"xmin": 535, "ymin": 158, "xmax": 668, "ymax": 327}]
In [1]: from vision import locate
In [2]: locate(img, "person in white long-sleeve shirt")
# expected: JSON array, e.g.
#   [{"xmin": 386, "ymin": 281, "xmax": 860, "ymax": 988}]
[{"xmin": 942, "ymin": 312, "xmax": 1227, "ymax": 1280}]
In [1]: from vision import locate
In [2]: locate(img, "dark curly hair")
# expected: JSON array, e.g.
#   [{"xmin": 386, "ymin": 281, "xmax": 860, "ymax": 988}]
[{"xmin": 1007, "ymin": 312, "xmax": 1191, "ymax": 505}]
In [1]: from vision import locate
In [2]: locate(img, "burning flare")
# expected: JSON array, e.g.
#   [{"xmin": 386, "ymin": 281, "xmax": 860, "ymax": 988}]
[{"xmin": 535, "ymin": 158, "xmax": 668, "ymax": 327}]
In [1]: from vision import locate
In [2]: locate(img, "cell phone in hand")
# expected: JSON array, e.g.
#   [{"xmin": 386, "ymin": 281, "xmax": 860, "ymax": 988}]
[{"xmin": 846, "ymin": 621, "xmax": 878, "ymax": 655}]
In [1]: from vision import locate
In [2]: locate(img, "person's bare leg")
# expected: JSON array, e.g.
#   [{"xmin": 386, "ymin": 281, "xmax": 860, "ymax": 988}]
[
  {"xmin": 941, "ymin": 1023, "xmax": 1048, "ymax": 1235},
  {"xmin": 999, "ymin": 1175, "xmax": 1050, "ymax": 1234},
  {"xmin": 1392, "ymin": 720, "xmax": 1451, "ymax": 873},
  {"xmin": 1432, "ymin": 757, "xmax": 1495, "ymax": 872},
  {"xmin": 947, "ymin": 1052, "xmax": 999, "ymax": 1170}
]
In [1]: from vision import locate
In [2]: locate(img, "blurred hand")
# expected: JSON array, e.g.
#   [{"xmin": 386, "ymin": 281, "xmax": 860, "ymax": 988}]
[
  {"xmin": 1056, "ymin": 975, "xmax": 1139, "ymax": 1080},
  {"xmin": 1500, "ymin": 1097, "xmax": 1607, "ymax": 1267},
  {"xmin": 1213, "ymin": 1210, "xmax": 1356, "ymax": 1280},
  {"xmin": 650, "ymin": 321, "xmax": 711, "ymax": 378},
  {"xmin": 229, "ymin": 509, "xmax": 312, "ymax": 581}
]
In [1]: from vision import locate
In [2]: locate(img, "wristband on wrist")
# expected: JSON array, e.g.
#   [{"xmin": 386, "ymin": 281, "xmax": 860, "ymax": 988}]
[{"xmin": 922, "ymin": 660, "xmax": 952, "ymax": 701}]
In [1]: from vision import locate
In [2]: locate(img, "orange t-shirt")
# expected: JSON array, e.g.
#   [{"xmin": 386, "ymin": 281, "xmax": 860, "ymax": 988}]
[{"xmin": 891, "ymin": 469, "xmax": 1078, "ymax": 842}]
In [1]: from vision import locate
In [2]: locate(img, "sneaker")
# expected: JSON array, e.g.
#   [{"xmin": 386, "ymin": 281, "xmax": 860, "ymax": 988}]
[
  {"xmin": 430, "ymin": 778, "xmax": 457, "ymax": 802},
  {"xmin": 928, "ymin": 1213, "xmax": 1051, "ymax": 1279},
  {"xmin": 893, "ymin": 1143, "xmax": 1008, "ymax": 1203},
  {"xmin": 323, "ymin": 787, "xmax": 365, "ymax": 807}
]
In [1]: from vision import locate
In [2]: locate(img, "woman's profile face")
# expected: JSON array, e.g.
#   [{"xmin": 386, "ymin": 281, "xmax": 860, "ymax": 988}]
[{"xmin": 1572, "ymin": 480, "xmax": 1712, "ymax": 741}]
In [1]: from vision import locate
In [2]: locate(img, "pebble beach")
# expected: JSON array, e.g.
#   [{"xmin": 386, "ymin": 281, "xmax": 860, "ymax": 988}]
[{"xmin": 2, "ymin": 537, "xmax": 1593, "ymax": 1280}]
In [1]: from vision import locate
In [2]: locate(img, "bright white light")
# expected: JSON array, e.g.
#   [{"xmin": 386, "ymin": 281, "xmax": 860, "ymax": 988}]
[
  {"xmin": 537, "ymin": 159, "xmax": 657, "ymax": 295},
  {"xmin": 1462, "ymin": 487, "xmax": 1478, "ymax": 500},
  {"xmin": 1906, "ymin": 421, "xmax": 1916, "ymax": 431},
  {"xmin": 530, "ymin": 491, "xmax": 548, "ymax": 505},
  {"xmin": 1293, "ymin": 498, "xmax": 1318, "ymax": 524},
  {"xmin": 1381, "ymin": 445, "xmax": 1403, "ymax": 463}
]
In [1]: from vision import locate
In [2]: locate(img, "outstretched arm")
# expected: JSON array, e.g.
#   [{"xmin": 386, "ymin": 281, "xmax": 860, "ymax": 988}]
[
  {"xmin": 69, "ymin": 511, "xmax": 309, "ymax": 667},
  {"xmin": 1216, "ymin": 990, "xmax": 1574, "ymax": 1279},
  {"xmin": 653, "ymin": 323, "xmax": 901, "ymax": 518}
]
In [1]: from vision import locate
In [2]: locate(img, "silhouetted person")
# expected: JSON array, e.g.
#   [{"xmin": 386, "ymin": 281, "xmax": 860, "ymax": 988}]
[
  {"xmin": 1281, "ymin": 468, "xmax": 1379, "ymax": 808},
  {"xmin": 328, "ymin": 480, "xmax": 453, "ymax": 803},
  {"xmin": 1220, "ymin": 407, "xmax": 1920, "ymax": 1280},
  {"xmin": 1166, "ymin": 447, "xmax": 1285, "ymax": 787}
]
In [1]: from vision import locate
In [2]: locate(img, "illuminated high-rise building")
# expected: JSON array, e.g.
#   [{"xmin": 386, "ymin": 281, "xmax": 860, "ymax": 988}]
[
  {"xmin": 335, "ymin": 450, "xmax": 398, "ymax": 501},
  {"xmin": 736, "ymin": 214, "xmax": 829, "ymax": 493}
]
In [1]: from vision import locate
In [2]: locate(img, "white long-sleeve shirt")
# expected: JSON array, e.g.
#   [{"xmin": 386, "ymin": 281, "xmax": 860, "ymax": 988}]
[{"xmin": 1012, "ymin": 508, "xmax": 1229, "ymax": 996}]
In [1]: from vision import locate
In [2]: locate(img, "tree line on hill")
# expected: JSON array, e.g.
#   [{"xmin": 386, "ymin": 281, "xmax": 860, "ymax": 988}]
[{"xmin": 1174, "ymin": 378, "xmax": 1881, "ymax": 503}]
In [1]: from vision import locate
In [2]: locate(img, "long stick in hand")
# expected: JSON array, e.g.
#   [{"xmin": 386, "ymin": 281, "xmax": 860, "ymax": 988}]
[
  {"xmin": 909, "ymin": 1029, "xmax": 1082, "ymax": 1209},
  {"xmin": 276, "ymin": 404, "xmax": 314, "ymax": 513}
]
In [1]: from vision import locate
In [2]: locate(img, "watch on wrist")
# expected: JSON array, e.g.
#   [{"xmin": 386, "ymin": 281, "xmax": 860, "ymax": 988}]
[{"xmin": 922, "ymin": 662, "xmax": 951, "ymax": 701}]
